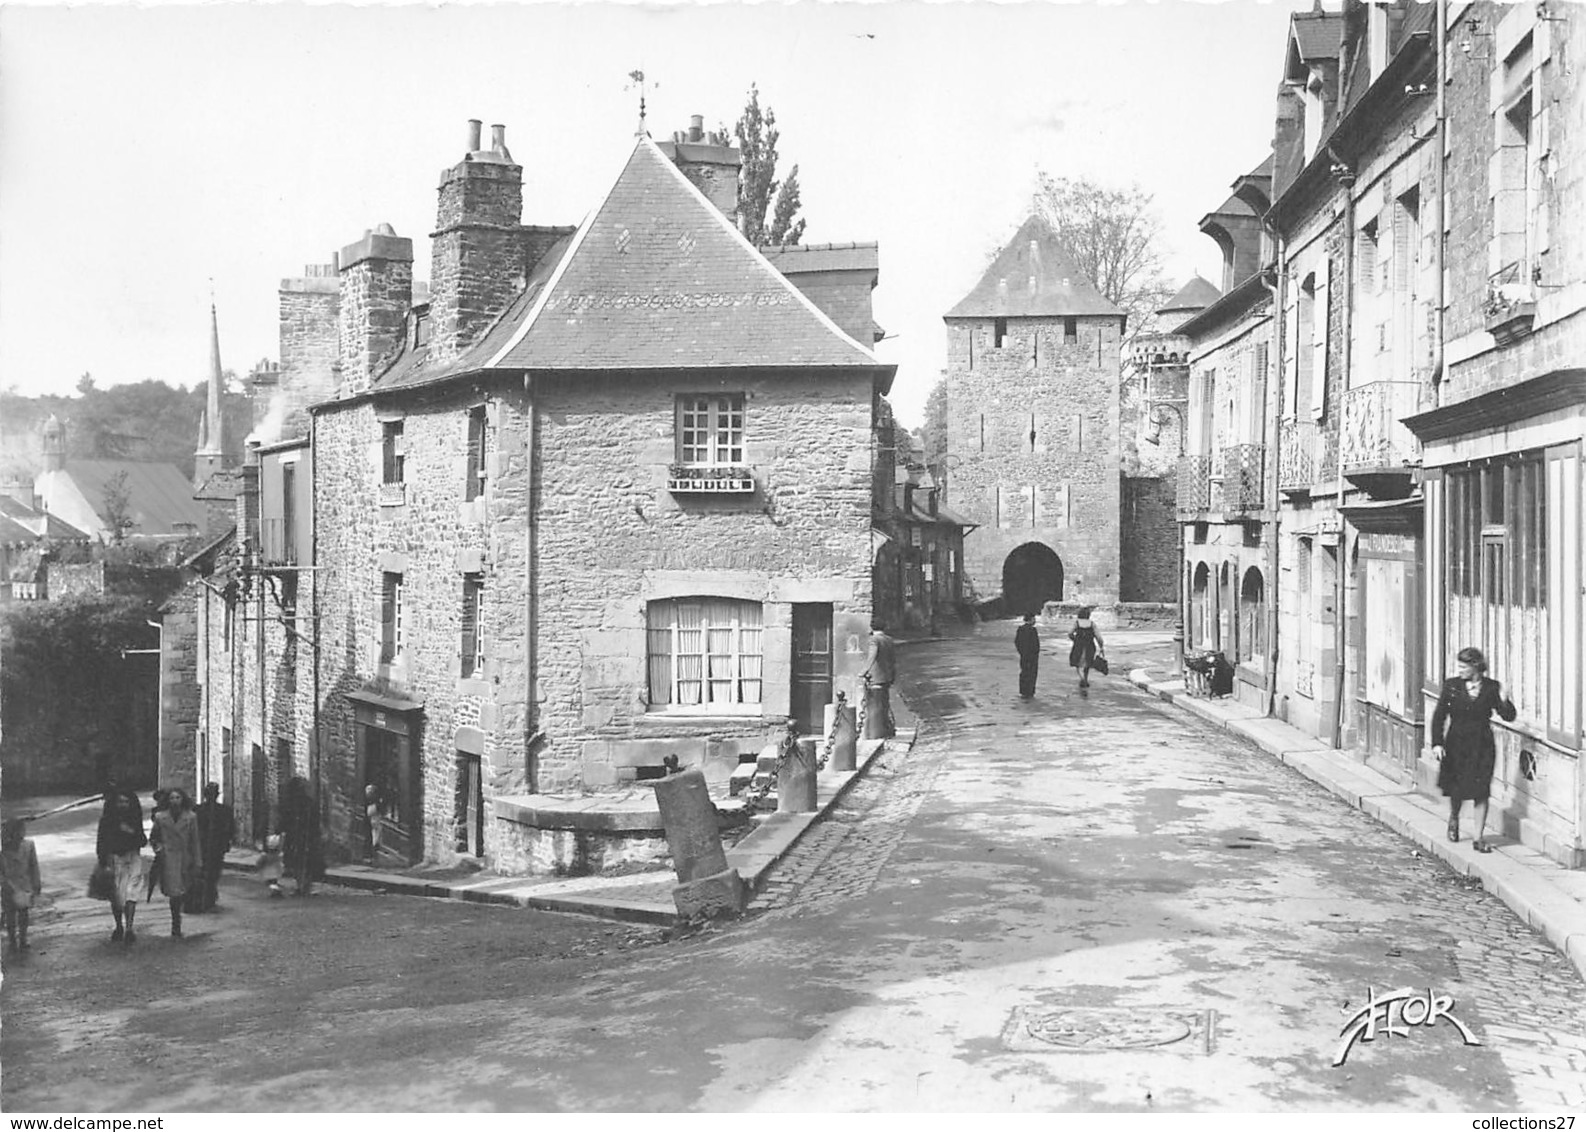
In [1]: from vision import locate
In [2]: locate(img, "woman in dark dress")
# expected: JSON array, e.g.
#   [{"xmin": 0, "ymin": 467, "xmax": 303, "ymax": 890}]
[
  {"xmin": 1067, "ymin": 607, "xmax": 1105, "ymax": 689},
  {"xmin": 1431, "ymin": 646, "xmax": 1516, "ymax": 853}
]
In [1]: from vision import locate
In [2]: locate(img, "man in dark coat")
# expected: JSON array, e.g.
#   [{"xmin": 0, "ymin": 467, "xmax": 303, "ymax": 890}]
[
  {"xmin": 1015, "ymin": 614, "xmax": 1041, "ymax": 699},
  {"xmin": 193, "ymin": 782, "xmax": 235, "ymax": 912}
]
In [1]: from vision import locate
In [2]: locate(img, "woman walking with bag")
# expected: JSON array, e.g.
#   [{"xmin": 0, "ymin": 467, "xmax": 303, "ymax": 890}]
[
  {"xmin": 95, "ymin": 789, "xmax": 147, "ymax": 943},
  {"xmin": 150, "ymin": 787, "xmax": 201, "ymax": 938},
  {"xmin": 1068, "ymin": 607, "xmax": 1106, "ymax": 690},
  {"xmin": 1431, "ymin": 646, "xmax": 1517, "ymax": 853}
]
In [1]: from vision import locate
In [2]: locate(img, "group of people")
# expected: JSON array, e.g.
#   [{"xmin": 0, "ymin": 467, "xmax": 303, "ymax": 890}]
[
  {"xmin": 95, "ymin": 783, "xmax": 234, "ymax": 942},
  {"xmin": 1014, "ymin": 607, "xmax": 1105, "ymax": 698}
]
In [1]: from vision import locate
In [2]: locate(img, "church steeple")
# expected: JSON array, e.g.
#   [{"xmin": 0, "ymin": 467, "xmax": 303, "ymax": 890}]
[{"xmin": 194, "ymin": 301, "xmax": 226, "ymax": 487}]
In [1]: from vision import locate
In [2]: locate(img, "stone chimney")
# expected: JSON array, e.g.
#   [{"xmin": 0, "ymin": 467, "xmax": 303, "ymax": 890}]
[
  {"xmin": 277, "ymin": 262, "xmax": 341, "ymax": 437},
  {"xmin": 429, "ymin": 119, "xmax": 524, "ymax": 365},
  {"xmin": 657, "ymin": 115, "xmax": 741, "ymax": 226},
  {"xmin": 338, "ymin": 223, "xmax": 414, "ymax": 396}
]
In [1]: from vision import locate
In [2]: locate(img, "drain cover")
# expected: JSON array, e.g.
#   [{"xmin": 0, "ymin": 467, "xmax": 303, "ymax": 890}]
[{"xmin": 1002, "ymin": 1006, "xmax": 1217, "ymax": 1054}]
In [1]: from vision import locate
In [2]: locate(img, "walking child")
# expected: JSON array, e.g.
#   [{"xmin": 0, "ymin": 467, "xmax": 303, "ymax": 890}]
[{"xmin": 1, "ymin": 819, "xmax": 42, "ymax": 953}]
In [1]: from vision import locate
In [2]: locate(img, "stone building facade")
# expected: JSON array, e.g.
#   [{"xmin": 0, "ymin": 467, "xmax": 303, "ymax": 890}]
[
  {"xmin": 942, "ymin": 216, "xmax": 1127, "ymax": 617},
  {"xmin": 1170, "ymin": 0, "xmax": 1585, "ymax": 867},
  {"xmin": 177, "ymin": 119, "xmax": 894, "ymax": 873}
]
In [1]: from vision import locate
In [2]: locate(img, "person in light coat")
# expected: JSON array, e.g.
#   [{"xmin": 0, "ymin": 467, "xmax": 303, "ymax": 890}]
[{"xmin": 150, "ymin": 787, "xmax": 201, "ymax": 938}]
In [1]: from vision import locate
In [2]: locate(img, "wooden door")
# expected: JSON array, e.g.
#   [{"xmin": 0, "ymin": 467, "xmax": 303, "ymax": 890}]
[{"xmin": 790, "ymin": 604, "xmax": 833, "ymax": 735}]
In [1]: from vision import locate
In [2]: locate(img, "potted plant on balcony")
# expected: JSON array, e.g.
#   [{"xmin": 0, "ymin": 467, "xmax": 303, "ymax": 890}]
[{"xmin": 1485, "ymin": 267, "xmax": 1537, "ymax": 344}]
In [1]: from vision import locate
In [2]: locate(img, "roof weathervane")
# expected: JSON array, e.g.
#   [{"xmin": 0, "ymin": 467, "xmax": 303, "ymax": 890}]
[{"xmin": 626, "ymin": 69, "xmax": 656, "ymax": 137}]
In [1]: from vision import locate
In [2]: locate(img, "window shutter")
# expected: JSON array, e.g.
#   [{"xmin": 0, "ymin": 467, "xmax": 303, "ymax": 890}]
[
  {"xmin": 1311, "ymin": 261, "xmax": 1330, "ymax": 421},
  {"xmin": 460, "ymin": 582, "xmax": 478, "ymax": 677},
  {"xmin": 1283, "ymin": 292, "xmax": 1300, "ymax": 419},
  {"xmin": 1546, "ymin": 443, "xmax": 1580, "ymax": 748}
]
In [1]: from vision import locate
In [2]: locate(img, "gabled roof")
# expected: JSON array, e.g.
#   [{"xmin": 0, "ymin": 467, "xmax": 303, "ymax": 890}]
[
  {"xmin": 36, "ymin": 459, "xmax": 207, "ymax": 536},
  {"xmin": 1159, "ymin": 275, "xmax": 1221, "ymax": 315},
  {"xmin": 0, "ymin": 495, "xmax": 90, "ymax": 541},
  {"xmin": 1291, "ymin": 10, "xmax": 1345, "ymax": 65},
  {"xmin": 945, "ymin": 215, "xmax": 1121, "ymax": 319},
  {"xmin": 487, "ymin": 138, "xmax": 887, "ymax": 373}
]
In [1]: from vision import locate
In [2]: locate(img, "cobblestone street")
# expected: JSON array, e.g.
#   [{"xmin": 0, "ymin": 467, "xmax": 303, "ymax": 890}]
[{"xmin": 4, "ymin": 624, "xmax": 1585, "ymax": 1112}]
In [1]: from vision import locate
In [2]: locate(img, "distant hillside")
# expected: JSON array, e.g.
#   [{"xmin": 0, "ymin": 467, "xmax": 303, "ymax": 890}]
[{"xmin": 1, "ymin": 377, "xmax": 251, "ymax": 481}]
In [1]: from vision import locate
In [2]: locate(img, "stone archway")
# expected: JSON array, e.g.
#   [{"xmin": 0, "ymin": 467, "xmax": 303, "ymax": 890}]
[{"xmin": 1002, "ymin": 542, "xmax": 1064, "ymax": 616}]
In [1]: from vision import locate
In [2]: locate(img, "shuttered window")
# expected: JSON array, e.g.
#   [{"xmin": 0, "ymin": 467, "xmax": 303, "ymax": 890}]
[
  {"xmin": 460, "ymin": 575, "xmax": 484, "ymax": 678},
  {"xmin": 465, "ymin": 406, "xmax": 488, "ymax": 501}
]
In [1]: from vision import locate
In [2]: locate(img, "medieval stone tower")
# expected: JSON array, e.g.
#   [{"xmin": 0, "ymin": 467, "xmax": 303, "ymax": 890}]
[{"xmin": 943, "ymin": 216, "xmax": 1125, "ymax": 616}]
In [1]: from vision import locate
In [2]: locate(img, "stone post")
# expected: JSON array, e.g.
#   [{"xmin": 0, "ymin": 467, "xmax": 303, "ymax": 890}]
[
  {"xmin": 827, "ymin": 691, "xmax": 857, "ymax": 772},
  {"xmin": 775, "ymin": 720, "xmax": 817, "ymax": 813},
  {"xmin": 651, "ymin": 768, "xmax": 744, "ymax": 920},
  {"xmin": 863, "ymin": 683, "xmax": 894, "ymax": 739}
]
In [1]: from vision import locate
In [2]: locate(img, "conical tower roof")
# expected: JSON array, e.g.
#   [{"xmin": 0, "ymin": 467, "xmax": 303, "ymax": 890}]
[
  {"xmin": 945, "ymin": 215, "xmax": 1122, "ymax": 320},
  {"xmin": 1159, "ymin": 275, "xmax": 1221, "ymax": 318}
]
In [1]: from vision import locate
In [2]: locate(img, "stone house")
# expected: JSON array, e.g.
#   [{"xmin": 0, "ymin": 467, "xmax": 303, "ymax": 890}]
[
  {"xmin": 942, "ymin": 216, "xmax": 1128, "ymax": 618},
  {"xmin": 176, "ymin": 119, "xmax": 894, "ymax": 871},
  {"xmin": 871, "ymin": 405, "xmax": 974, "ymax": 633},
  {"xmin": 1171, "ymin": 0, "xmax": 1585, "ymax": 867}
]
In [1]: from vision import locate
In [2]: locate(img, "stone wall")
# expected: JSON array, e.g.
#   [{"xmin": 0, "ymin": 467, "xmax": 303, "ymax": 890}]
[
  {"xmin": 157, "ymin": 583, "xmax": 200, "ymax": 789},
  {"xmin": 275, "ymin": 273, "xmax": 340, "ymax": 441},
  {"xmin": 944, "ymin": 315, "xmax": 1123, "ymax": 606},
  {"xmin": 1120, "ymin": 475, "xmax": 1179, "ymax": 603},
  {"xmin": 533, "ymin": 369, "xmax": 876, "ymax": 793}
]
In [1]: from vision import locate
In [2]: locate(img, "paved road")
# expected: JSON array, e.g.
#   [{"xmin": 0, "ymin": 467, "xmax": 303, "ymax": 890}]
[{"xmin": 4, "ymin": 624, "xmax": 1584, "ymax": 1112}]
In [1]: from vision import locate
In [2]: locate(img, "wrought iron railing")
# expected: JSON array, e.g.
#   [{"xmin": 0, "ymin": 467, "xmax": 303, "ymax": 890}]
[
  {"xmin": 1340, "ymin": 381, "xmax": 1421, "ymax": 474},
  {"xmin": 1278, "ymin": 419, "xmax": 1318, "ymax": 492},
  {"xmin": 1176, "ymin": 455, "xmax": 1211, "ymax": 515},
  {"xmin": 1222, "ymin": 444, "xmax": 1266, "ymax": 513}
]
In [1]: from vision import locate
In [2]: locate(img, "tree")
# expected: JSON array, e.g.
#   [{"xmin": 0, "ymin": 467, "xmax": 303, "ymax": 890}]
[
  {"xmin": 1033, "ymin": 173, "xmax": 1174, "ymax": 330},
  {"xmin": 920, "ymin": 375, "xmax": 950, "ymax": 494},
  {"xmin": 735, "ymin": 84, "xmax": 806, "ymax": 247},
  {"xmin": 100, "ymin": 470, "xmax": 134, "ymax": 542}
]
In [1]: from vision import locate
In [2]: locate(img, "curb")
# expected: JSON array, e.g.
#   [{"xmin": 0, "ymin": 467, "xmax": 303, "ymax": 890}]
[
  {"xmin": 1126, "ymin": 667, "xmax": 1586, "ymax": 982},
  {"xmin": 234, "ymin": 728, "xmax": 921, "ymax": 929}
]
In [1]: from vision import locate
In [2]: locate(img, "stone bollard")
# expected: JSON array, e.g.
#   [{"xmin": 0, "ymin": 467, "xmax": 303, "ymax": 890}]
[
  {"xmin": 827, "ymin": 692, "xmax": 857, "ymax": 772},
  {"xmin": 863, "ymin": 683, "xmax": 895, "ymax": 739},
  {"xmin": 650, "ymin": 767, "xmax": 744, "ymax": 921},
  {"xmin": 777, "ymin": 733, "xmax": 818, "ymax": 813}
]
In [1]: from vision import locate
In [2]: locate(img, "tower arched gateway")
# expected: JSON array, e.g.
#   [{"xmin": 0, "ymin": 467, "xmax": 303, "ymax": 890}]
[{"xmin": 1002, "ymin": 542, "xmax": 1063, "ymax": 616}]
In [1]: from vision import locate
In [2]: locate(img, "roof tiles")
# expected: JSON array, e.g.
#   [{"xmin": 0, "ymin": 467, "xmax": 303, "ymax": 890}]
[{"xmin": 945, "ymin": 215, "xmax": 1122, "ymax": 320}]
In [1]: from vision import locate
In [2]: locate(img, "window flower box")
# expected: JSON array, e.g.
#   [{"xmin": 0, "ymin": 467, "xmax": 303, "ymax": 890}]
[
  {"xmin": 1485, "ymin": 265, "xmax": 1537, "ymax": 344},
  {"xmin": 667, "ymin": 464, "xmax": 755, "ymax": 494}
]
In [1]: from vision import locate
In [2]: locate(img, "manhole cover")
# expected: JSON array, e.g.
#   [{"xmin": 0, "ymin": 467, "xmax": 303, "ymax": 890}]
[{"xmin": 1002, "ymin": 1006, "xmax": 1217, "ymax": 1054}]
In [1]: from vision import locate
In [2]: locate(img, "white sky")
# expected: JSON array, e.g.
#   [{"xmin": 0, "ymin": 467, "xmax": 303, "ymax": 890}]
[{"xmin": 0, "ymin": 0, "xmax": 1316, "ymax": 428}]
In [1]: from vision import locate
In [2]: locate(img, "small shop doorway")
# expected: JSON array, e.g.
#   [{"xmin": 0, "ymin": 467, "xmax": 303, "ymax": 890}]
[{"xmin": 353, "ymin": 698, "xmax": 422, "ymax": 867}]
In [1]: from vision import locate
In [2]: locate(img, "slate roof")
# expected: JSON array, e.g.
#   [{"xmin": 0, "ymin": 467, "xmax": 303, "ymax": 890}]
[
  {"xmin": 0, "ymin": 495, "xmax": 90, "ymax": 540},
  {"xmin": 39, "ymin": 459, "xmax": 207, "ymax": 535},
  {"xmin": 487, "ymin": 138, "xmax": 888, "ymax": 373},
  {"xmin": 758, "ymin": 242, "xmax": 879, "ymax": 275},
  {"xmin": 1159, "ymin": 276, "xmax": 1221, "ymax": 315},
  {"xmin": 1292, "ymin": 10, "xmax": 1345, "ymax": 62},
  {"xmin": 945, "ymin": 215, "xmax": 1122, "ymax": 320}
]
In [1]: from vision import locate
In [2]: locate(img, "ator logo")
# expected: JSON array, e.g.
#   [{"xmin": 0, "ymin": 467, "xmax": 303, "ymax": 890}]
[{"xmin": 1334, "ymin": 986, "xmax": 1481, "ymax": 1066}]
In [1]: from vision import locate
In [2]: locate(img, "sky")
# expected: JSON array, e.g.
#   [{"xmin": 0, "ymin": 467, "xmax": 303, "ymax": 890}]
[{"xmin": 0, "ymin": 0, "xmax": 1318, "ymax": 428}]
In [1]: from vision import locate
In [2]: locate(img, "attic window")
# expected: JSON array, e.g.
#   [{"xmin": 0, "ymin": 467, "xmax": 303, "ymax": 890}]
[
  {"xmin": 413, "ymin": 310, "xmax": 430, "ymax": 349},
  {"xmin": 994, "ymin": 318, "xmax": 1008, "ymax": 348}
]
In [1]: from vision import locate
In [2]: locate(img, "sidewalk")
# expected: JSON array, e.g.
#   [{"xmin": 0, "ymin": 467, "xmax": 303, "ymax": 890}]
[
  {"xmin": 1127, "ymin": 664, "xmax": 1586, "ymax": 981},
  {"xmin": 227, "ymin": 726, "xmax": 917, "ymax": 927}
]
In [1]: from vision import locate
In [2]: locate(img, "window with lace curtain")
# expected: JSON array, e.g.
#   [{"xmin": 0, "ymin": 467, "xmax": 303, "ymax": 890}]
[{"xmin": 646, "ymin": 598, "xmax": 763, "ymax": 711}]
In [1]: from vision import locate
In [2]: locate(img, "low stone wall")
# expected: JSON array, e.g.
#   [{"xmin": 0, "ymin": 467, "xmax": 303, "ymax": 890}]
[
  {"xmin": 492, "ymin": 811, "xmax": 670, "ymax": 876},
  {"xmin": 1038, "ymin": 601, "xmax": 1178, "ymax": 631}
]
